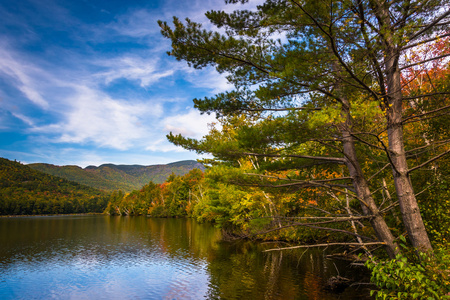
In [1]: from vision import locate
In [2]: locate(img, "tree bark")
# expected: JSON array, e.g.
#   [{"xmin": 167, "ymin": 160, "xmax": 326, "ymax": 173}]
[
  {"xmin": 371, "ymin": 0, "xmax": 433, "ymax": 252},
  {"xmin": 340, "ymin": 99, "xmax": 399, "ymax": 258}
]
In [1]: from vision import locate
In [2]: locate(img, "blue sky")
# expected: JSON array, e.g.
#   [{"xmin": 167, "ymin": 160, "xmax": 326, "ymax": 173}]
[{"xmin": 0, "ymin": 0, "xmax": 259, "ymax": 167}]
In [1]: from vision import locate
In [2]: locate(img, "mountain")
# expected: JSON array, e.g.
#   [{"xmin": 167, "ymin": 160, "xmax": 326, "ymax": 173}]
[
  {"xmin": 28, "ymin": 160, "xmax": 205, "ymax": 192},
  {"xmin": 0, "ymin": 157, "xmax": 108, "ymax": 215}
]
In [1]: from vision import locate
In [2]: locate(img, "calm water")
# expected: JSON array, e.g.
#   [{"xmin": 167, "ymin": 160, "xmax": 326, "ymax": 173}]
[{"xmin": 0, "ymin": 216, "xmax": 372, "ymax": 299}]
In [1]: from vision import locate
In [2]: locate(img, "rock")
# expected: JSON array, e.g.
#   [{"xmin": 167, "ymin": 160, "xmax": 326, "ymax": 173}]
[{"xmin": 324, "ymin": 275, "xmax": 352, "ymax": 293}]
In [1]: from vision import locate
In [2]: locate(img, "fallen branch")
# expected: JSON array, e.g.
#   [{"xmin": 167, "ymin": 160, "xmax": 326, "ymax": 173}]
[{"xmin": 264, "ymin": 242, "xmax": 385, "ymax": 252}]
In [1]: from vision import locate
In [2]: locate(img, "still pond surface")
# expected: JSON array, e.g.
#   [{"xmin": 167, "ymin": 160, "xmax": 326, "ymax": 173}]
[{"xmin": 0, "ymin": 215, "xmax": 372, "ymax": 299}]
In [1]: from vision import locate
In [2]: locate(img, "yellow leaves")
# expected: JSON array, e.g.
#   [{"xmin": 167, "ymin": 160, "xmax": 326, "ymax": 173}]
[{"xmin": 307, "ymin": 105, "xmax": 342, "ymax": 129}]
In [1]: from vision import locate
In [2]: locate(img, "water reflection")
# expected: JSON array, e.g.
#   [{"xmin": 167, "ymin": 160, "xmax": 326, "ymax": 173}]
[{"xmin": 0, "ymin": 216, "xmax": 371, "ymax": 299}]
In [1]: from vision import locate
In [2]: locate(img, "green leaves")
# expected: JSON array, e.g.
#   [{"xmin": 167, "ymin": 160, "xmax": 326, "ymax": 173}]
[{"xmin": 366, "ymin": 245, "xmax": 450, "ymax": 299}]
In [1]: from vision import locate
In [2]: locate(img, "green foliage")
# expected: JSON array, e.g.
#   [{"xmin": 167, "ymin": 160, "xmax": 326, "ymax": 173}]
[
  {"xmin": 0, "ymin": 157, "xmax": 108, "ymax": 215},
  {"xmin": 366, "ymin": 241, "xmax": 450, "ymax": 300}
]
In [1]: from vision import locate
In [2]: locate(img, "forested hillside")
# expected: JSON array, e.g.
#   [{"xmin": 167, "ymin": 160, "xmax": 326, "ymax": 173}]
[
  {"xmin": 29, "ymin": 160, "xmax": 205, "ymax": 192},
  {"xmin": 0, "ymin": 158, "xmax": 108, "ymax": 215}
]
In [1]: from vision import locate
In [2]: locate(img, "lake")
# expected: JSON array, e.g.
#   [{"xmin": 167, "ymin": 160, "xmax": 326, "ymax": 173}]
[{"xmin": 0, "ymin": 215, "xmax": 372, "ymax": 299}]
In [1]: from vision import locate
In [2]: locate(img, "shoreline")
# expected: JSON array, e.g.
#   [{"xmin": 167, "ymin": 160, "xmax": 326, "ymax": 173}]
[{"xmin": 0, "ymin": 212, "xmax": 104, "ymax": 218}]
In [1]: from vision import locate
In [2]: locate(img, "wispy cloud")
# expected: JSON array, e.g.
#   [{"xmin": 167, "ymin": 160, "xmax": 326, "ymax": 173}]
[
  {"xmin": 106, "ymin": 8, "xmax": 162, "ymax": 38},
  {"xmin": 95, "ymin": 56, "xmax": 174, "ymax": 87},
  {"xmin": 0, "ymin": 46, "xmax": 49, "ymax": 109}
]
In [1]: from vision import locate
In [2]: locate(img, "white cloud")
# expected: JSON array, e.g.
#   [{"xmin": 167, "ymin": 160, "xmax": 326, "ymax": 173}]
[
  {"xmin": 107, "ymin": 8, "xmax": 162, "ymax": 38},
  {"xmin": 96, "ymin": 56, "xmax": 174, "ymax": 87},
  {"xmin": 32, "ymin": 86, "xmax": 160, "ymax": 150},
  {"xmin": 0, "ymin": 46, "xmax": 49, "ymax": 109},
  {"xmin": 162, "ymin": 108, "xmax": 216, "ymax": 139},
  {"xmin": 182, "ymin": 66, "xmax": 232, "ymax": 94},
  {"xmin": 144, "ymin": 108, "xmax": 216, "ymax": 153},
  {"xmin": 11, "ymin": 112, "xmax": 35, "ymax": 126}
]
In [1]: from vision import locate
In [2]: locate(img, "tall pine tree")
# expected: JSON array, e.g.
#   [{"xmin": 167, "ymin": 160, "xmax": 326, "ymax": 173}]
[{"xmin": 160, "ymin": 0, "xmax": 450, "ymax": 257}]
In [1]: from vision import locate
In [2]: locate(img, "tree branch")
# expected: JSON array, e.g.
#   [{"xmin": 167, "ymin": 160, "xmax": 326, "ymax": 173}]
[
  {"xmin": 240, "ymin": 151, "xmax": 346, "ymax": 163},
  {"xmin": 402, "ymin": 104, "xmax": 450, "ymax": 123},
  {"xmin": 402, "ymin": 92, "xmax": 450, "ymax": 101},
  {"xmin": 289, "ymin": 0, "xmax": 381, "ymax": 101},
  {"xmin": 407, "ymin": 10, "xmax": 450, "ymax": 42},
  {"xmin": 244, "ymin": 106, "xmax": 321, "ymax": 112},
  {"xmin": 402, "ymin": 32, "xmax": 450, "ymax": 51},
  {"xmin": 408, "ymin": 148, "xmax": 450, "ymax": 174},
  {"xmin": 264, "ymin": 242, "xmax": 385, "ymax": 252},
  {"xmin": 400, "ymin": 53, "xmax": 450, "ymax": 70}
]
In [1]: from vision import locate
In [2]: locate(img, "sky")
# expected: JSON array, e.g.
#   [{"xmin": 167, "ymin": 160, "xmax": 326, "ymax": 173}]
[{"xmin": 0, "ymin": 0, "xmax": 259, "ymax": 167}]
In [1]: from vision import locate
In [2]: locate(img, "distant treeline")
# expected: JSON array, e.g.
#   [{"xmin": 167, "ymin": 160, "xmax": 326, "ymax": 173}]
[
  {"xmin": 105, "ymin": 168, "xmax": 204, "ymax": 218},
  {"xmin": 0, "ymin": 158, "xmax": 108, "ymax": 215}
]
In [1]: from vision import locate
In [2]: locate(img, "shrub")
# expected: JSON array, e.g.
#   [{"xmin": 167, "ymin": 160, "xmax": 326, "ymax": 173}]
[{"xmin": 366, "ymin": 241, "xmax": 450, "ymax": 299}]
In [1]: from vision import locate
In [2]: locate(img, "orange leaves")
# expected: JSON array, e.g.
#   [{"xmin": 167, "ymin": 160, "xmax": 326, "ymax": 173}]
[{"xmin": 402, "ymin": 36, "xmax": 450, "ymax": 97}]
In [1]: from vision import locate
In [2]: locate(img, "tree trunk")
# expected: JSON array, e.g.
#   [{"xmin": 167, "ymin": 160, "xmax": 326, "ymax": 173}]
[
  {"xmin": 386, "ymin": 99, "xmax": 432, "ymax": 252},
  {"xmin": 341, "ymin": 100, "xmax": 399, "ymax": 258},
  {"xmin": 372, "ymin": 0, "xmax": 433, "ymax": 252}
]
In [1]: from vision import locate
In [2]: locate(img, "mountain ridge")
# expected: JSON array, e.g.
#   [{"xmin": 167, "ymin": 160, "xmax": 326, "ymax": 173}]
[{"xmin": 28, "ymin": 160, "xmax": 205, "ymax": 192}]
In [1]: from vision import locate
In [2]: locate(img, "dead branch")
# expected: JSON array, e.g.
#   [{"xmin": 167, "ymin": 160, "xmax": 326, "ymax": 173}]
[
  {"xmin": 400, "ymin": 53, "xmax": 450, "ymax": 70},
  {"xmin": 402, "ymin": 32, "xmax": 450, "ymax": 51},
  {"xmin": 264, "ymin": 242, "xmax": 385, "ymax": 252},
  {"xmin": 402, "ymin": 104, "xmax": 450, "ymax": 123},
  {"xmin": 408, "ymin": 148, "xmax": 450, "ymax": 174},
  {"xmin": 240, "ymin": 151, "xmax": 346, "ymax": 163}
]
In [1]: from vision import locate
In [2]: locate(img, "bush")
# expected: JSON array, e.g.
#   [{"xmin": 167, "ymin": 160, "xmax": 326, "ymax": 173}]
[{"xmin": 366, "ymin": 241, "xmax": 450, "ymax": 299}]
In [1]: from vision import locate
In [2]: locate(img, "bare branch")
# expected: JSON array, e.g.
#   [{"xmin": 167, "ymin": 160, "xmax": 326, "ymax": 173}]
[
  {"xmin": 400, "ymin": 53, "xmax": 450, "ymax": 70},
  {"xmin": 408, "ymin": 148, "xmax": 450, "ymax": 174},
  {"xmin": 368, "ymin": 163, "xmax": 391, "ymax": 182},
  {"xmin": 408, "ymin": 9, "xmax": 450, "ymax": 42},
  {"xmin": 402, "ymin": 104, "xmax": 450, "ymax": 123},
  {"xmin": 351, "ymin": 132, "xmax": 400, "ymax": 175},
  {"xmin": 351, "ymin": 133, "xmax": 386, "ymax": 151},
  {"xmin": 402, "ymin": 32, "xmax": 450, "ymax": 51},
  {"xmin": 402, "ymin": 92, "xmax": 450, "ymax": 101},
  {"xmin": 237, "ymin": 180, "xmax": 354, "ymax": 192},
  {"xmin": 240, "ymin": 151, "xmax": 346, "ymax": 163},
  {"xmin": 245, "ymin": 221, "xmax": 375, "ymax": 241},
  {"xmin": 244, "ymin": 173, "xmax": 352, "ymax": 183},
  {"xmin": 264, "ymin": 242, "xmax": 385, "ymax": 252},
  {"xmin": 244, "ymin": 106, "xmax": 321, "ymax": 112},
  {"xmin": 406, "ymin": 139, "xmax": 450, "ymax": 154}
]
